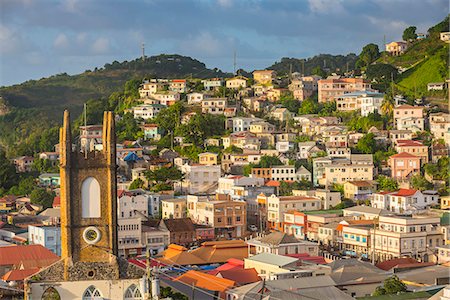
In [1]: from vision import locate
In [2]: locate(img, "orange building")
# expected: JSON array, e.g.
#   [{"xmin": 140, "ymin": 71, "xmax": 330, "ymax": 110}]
[
  {"xmin": 388, "ymin": 152, "xmax": 421, "ymax": 180},
  {"xmin": 318, "ymin": 77, "xmax": 372, "ymax": 103}
]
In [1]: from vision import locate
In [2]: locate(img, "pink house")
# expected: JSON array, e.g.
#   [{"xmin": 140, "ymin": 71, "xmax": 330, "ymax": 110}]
[{"xmin": 388, "ymin": 152, "xmax": 420, "ymax": 180}]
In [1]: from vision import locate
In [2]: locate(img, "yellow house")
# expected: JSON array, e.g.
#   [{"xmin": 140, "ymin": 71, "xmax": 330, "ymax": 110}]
[
  {"xmin": 253, "ymin": 70, "xmax": 276, "ymax": 84},
  {"xmin": 441, "ymin": 196, "xmax": 450, "ymax": 209},
  {"xmin": 161, "ymin": 198, "xmax": 187, "ymax": 219},
  {"xmin": 244, "ymin": 253, "xmax": 298, "ymax": 279},
  {"xmin": 226, "ymin": 76, "xmax": 247, "ymax": 89},
  {"xmin": 198, "ymin": 152, "xmax": 218, "ymax": 165}
]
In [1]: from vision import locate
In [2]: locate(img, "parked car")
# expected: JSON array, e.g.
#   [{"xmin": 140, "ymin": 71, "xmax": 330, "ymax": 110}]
[{"xmin": 249, "ymin": 225, "xmax": 258, "ymax": 232}]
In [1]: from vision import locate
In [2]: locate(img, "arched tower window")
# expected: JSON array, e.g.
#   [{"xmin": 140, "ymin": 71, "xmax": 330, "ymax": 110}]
[
  {"xmin": 82, "ymin": 285, "xmax": 102, "ymax": 299},
  {"xmin": 124, "ymin": 284, "xmax": 142, "ymax": 299},
  {"xmin": 81, "ymin": 177, "xmax": 101, "ymax": 218},
  {"xmin": 41, "ymin": 287, "xmax": 61, "ymax": 300}
]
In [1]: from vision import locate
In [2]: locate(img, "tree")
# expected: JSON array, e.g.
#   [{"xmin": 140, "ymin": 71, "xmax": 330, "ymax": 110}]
[
  {"xmin": 381, "ymin": 93, "xmax": 395, "ymax": 116},
  {"xmin": 259, "ymin": 156, "xmax": 283, "ymax": 168},
  {"xmin": 377, "ymin": 175, "xmax": 398, "ymax": 192},
  {"xmin": 145, "ymin": 167, "xmax": 183, "ymax": 192},
  {"xmin": 402, "ymin": 26, "xmax": 417, "ymax": 42},
  {"xmin": 0, "ymin": 150, "xmax": 17, "ymax": 192},
  {"xmin": 357, "ymin": 43, "xmax": 380, "ymax": 68},
  {"xmin": 311, "ymin": 66, "xmax": 326, "ymax": 78},
  {"xmin": 298, "ymin": 98, "xmax": 320, "ymax": 115},
  {"xmin": 129, "ymin": 178, "xmax": 144, "ymax": 190},
  {"xmin": 281, "ymin": 99, "xmax": 301, "ymax": 113},
  {"xmin": 8, "ymin": 177, "xmax": 36, "ymax": 196},
  {"xmin": 355, "ymin": 133, "xmax": 379, "ymax": 154},
  {"xmin": 373, "ymin": 275, "xmax": 407, "ymax": 296},
  {"xmin": 410, "ymin": 174, "xmax": 433, "ymax": 191},
  {"xmin": 30, "ymin": 188, "xmax": 54, "ymax": 209},
  {"xmin": 155, "ymin": 102, "xmax": 184, "ymax": 133},
  {"xmin": 116, "ymin": 113, "xmax": 143, "ymax": 141}
]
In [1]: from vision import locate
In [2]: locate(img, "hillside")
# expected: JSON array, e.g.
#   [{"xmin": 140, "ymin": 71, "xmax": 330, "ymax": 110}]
[
  {"xmin": 377, "ymin": 16, "xmax": 449, "ymax": 100},
  {"xmin": 267, "ymin": 53, "xmax": 359, "ymax": 76},
  {"xmin": 0, "ymin": 54, "xmax": 231, "ymax": 111}
]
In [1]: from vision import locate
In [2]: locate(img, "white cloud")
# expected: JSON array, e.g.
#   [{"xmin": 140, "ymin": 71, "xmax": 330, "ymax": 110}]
[
  {"xmin": 179, "ymin": 31, "xmax": 223, "ymax": 57},
  {"xmin": 76, "ymin": 32, "xmax": 87, "ymax": 44},
  {"xmin": 0, "ymin": 25, "xmax": 24, "ymax": 54},
  {"xmin": 217, "ymin": 0, "xmax": 233, "ymax": 8},
  {"xmin": 91, "ymin": 37, "xmax": 110, "ymax": 54},
  {"xmin": 54, "ymin": 33, "xmax": 69, "ymax": 49},
  {"xmin": 308, "ymin": 0, "xmax": 344, "ymax": 14}
]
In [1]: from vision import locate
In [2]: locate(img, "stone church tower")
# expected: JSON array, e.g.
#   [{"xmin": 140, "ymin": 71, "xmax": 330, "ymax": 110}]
[
  {"xmin": 59, "ymin": 110, "xmax": 119, "ymax": 280},
  {"xmin": 26, "ymin": 111, "xmax": 145, "ymax": 299}
]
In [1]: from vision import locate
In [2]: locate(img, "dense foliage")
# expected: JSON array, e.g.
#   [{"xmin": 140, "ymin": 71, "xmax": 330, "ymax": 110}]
[{"xmin": 373, "ymin": 275, "xmax": 407, "ymax": 296}]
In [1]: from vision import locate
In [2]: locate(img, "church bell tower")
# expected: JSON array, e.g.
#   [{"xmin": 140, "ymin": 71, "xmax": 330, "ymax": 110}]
[{"xmin": 59, "ymin": 110, "xmax": 119, "ymax": 280}]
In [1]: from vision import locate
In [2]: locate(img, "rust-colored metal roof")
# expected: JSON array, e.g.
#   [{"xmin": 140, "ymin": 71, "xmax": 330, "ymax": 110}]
[{"xmin": 0, "ymin": 245, "xmax": 59, "ymax": 268}]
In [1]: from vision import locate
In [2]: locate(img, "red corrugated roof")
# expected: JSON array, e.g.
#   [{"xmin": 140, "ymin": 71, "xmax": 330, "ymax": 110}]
[
  {"xmin": 391, "ymin": 189, "xmax": 417, "ymax": 197},
  {"xmin": 265, "ymin": 180, "xmax": 280, "ymax": 187},
  {"xmin": 208, "ymin": 258, "xmax": 244, "ymax": 275},
  {"xmin": 2, "ymin": 268, "xmax": 40, "ymax": 281},
  {"xmin": 52, "ymin": 196, "xmax": 60, "ymax": 208},
  {"xmin": 0, "ymin": 244, "xmax": 59, "ymax": 267},
  {"xmin": 216, "ymin": 268, "xmax": 261, "ymax": 285},
  {"xmin": 396, "ymin": 140, "xmax": 424, "ymax": 147},
  {"xmin": 390, "ymin": 152, "xmax": 420, "ymax": 158}
]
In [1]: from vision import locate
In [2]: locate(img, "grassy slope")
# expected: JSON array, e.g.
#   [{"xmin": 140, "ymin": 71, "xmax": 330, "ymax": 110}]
[{"xmin": 396, "ymin": 46, "xmax": 448, "ymax": 97}]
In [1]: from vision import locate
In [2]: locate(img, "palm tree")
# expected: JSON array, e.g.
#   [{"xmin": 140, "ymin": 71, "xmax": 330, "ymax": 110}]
[{"xmin": 381, "ymin": 94, "xmax": 394, "ymax": 116}]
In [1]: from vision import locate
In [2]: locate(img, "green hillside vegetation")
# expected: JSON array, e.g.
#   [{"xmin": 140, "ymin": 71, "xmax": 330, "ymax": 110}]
[
  {"xmin": 396, "ymin": 46, "xmax": 448, "ymax": 97},
  {"xmin": 267, "ymin": 53, "xmax": 358, "ymax": 76},
  {"xmin": 0, "ymin": 54, "xmax": 230, "ymax": 110},
  {"xmin": 375, "ymin": 15, "xmax": 449, "ymax": 99}
]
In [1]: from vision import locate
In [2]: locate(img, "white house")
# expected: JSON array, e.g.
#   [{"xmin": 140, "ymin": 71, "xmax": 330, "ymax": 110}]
[
  {"xmin": 176, "ymin": 164, "xmax": 221, "ymax": 194},
  {"xmin": 28, "ymin": 225, "xmax": 61, "ymax": 256},
  {"xmin": 231, "ymin": 117, "xmax": 262, "ymax": 132},
  {"xmin": 133, "ymin": 104, "xmax": 166, "ymax": 120},
  {"xmin": 371, "ymin": 189, "xmax": 439, "ymax": 214}
]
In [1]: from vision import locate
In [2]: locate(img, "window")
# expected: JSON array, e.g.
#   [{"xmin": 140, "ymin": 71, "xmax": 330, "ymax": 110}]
[
  {"xmin": 42, "ymin": 287, "xmax": 61, "ymax": 300},
  {"xmin": 82, "ymin": 286, "xmax": 102, "ymax": 299},
  {"xmin": 81, "ymin": 177, "xmax": 101, "ymax": 218}
]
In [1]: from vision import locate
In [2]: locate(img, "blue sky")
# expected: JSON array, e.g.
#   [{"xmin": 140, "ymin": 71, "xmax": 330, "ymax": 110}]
[{"xmin": 0, "ymin": 0, "xmax": 447, "ymax": 86}]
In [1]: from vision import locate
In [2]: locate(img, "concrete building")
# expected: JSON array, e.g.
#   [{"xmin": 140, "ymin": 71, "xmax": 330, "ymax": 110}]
[
  {"xmin": 371, "ymin": 189, "xmax": 438, "ymax": 213},
  {"xmin": 388, "ymin": 152, "xmax": 421, "ymax": 180},
  {"xmin": 253, "ymin": 70, "xmax": 276, "ymax": 84},
  {"xmin": 187, "ymin": 194, "xmax": 246, "ymax": 238},
  {"xmin": 176, "ymin": 164, "xmax": 221, "ymax": 194},
  {"xmin": 161, "ymin": 198, "xmax": 187, "ymax": 219},
  {"xmin": 393, "ymin": 105, "xmax": 424, "ymax": 132},
  {"xmin": 202, "ymin": 78, "xmax": 224, "ymax": 91},
  {"xmin": 265, "ymin": 194, "xmax": 322, "ymax": 230},
  {"xmin": 247, "ymin": 231, "xmax": 319, "ymax": 257},
  {"xmin": 318, "ymin": 77, "xmax": 373, "ymax": 103},
  {"xmin": 395, "ymin": 140, "xmax": 429, "ymax": 164},
  {"xmin": 226, "ymin": 76, "xmax": 247, "ymax": 89},
  {"xmin": 386, "ymin": 41, "xmax": 408, "ymax": 55},
  {"xmin": 313, "ymin": 154, "xmax": 374, "ymax": 188},
  {"xmin": 343, "ymin": 181, "xmax": 375, "ymax": 201},
  {"xmin": 28, "ymin": 225, "xmax": 61, "ymax": 256},
  {"xmin": 198, "ymin": 152, "xmax": 218, "ymax": 165},
  {"xmin": 231, "ymin": 117, "xmax": 262, "ymax": 132},
  {"xmin": 292, "ymin": 189, "xmax": 341, "ymax": 210},
  {"xmin": 335, "ymin": 91, "xmax": 383, "ymax": 116},
  {"xmin": 201, "ymin": 97, "xmax": 228, "ymax": 114},
  {"xmin": 372, "ymin": 214, "xmax": 443, "ymax": 262},
  {"xmin": 132, "ymin": 104, "xmax": 165, "ymax": 120},
  {"xmin": 429, "ymin": 113, "xmax": 450, "ymax": 146},
  {"xmin": 288, "ymin": 76, "xmax": 320, "ymax": 101}
]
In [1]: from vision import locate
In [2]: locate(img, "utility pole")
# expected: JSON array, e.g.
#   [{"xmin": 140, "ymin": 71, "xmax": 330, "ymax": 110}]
[
  {"xmin": 146, "ymin": 249, "xmax": 152, "ymax": 299},
  {"xmin": 191, "ymin": 283, "xmax": 195, "ymax": 300},
  {"xmin": 84, "ymin": 102, "xmax": 87, "ymax": 158},
  {"xmin": 372, "ymin": 217, "xmax": 378, "ymax": 265},
  {"xmin": 233, "ymin": 50, "xmax": 237, "ymax": 75},
  {"xmin": 259, "ymin": 278, "xmax": 266, "ymax": 300},
  {"xmin": 383, "ymin": 35, "xmax": 386, "ymax": 63},
  {"xmin": 302, "ymin": 59, "xmax": 305, "ymax": 76},
  {"xmin": 289, "ymin": 63, "xmax": 293, "ymax": 80}
]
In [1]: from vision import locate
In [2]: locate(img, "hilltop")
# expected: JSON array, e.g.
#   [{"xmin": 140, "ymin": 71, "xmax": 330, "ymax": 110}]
[
  {"xmin": 376, "ymin": 16, "xmax": 449, "ymax": 101},
  {"xmin": 0, "ymin": 54, "xmax": 230, "ymax": 112},
  {"xmin": 267, "ymin": 53, "xmax": 358, "ymax": 76}
]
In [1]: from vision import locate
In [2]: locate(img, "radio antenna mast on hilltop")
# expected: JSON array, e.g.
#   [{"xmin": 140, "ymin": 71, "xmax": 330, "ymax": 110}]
[{"xmin": 141, "ymin": 43, "xmax": 146, "ymax": 61}]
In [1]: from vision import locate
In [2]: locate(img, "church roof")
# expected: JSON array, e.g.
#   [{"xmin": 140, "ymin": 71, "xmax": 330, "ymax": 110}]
[{"xmin": 257, "ymin": 231, "xmax": 300, "ymax": 245}]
